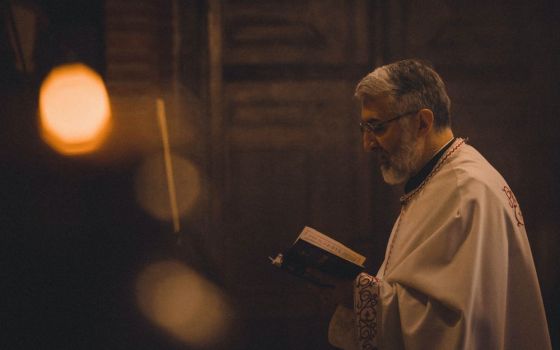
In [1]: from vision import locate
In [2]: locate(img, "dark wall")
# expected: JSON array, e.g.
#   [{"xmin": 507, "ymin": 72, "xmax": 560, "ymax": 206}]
[{"xmin": 2, "ymin": 0, "xmax": 559, "ymax": 349}]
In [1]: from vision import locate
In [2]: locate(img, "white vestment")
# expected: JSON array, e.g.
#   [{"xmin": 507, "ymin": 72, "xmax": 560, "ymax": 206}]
[{"xmin": 329, "ymin": 139, "xmax": 551, "ymax": 350}]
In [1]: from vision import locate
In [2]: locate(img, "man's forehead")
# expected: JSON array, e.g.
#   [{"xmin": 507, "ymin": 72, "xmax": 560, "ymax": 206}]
[{"xmin": 361, "ymin": 94, "xmax": 394, "ymax": 119}]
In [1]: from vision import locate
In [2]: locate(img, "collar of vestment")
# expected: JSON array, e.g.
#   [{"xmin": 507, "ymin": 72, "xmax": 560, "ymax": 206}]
[
  {"xmin": 401, "ymin": 137, "xmax": 466, "ymax": 204},
  {"xmin": 404, "ymin": 137, "xmax": 456, "ymax": 194}
]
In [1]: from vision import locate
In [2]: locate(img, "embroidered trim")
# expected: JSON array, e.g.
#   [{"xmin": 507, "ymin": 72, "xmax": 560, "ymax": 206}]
[
  {"xmin": 355, "ymin": 273, "xmax": 380, "ymax": 350},
  {"xmin": 382, "ymin": 207, "xmax": 405, "ymax": 277},
  {"xmin": 502, "ymin": 186, "xmax": 525, "ymax": 226}
]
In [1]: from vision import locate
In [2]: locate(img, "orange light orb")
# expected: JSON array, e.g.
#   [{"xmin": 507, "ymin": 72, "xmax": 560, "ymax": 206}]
[
  {"xmin": 136, "ymin": 260, "xmax": 232, "ymax": 347},
  {"xmin": 39, "ymin": 63, "xmax": 111, "ymax": 155}
]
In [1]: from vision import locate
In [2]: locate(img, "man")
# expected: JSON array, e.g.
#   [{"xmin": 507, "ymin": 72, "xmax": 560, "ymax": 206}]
[{"xmin": 327, "ymin": 59, "xmax": 551, "ymax": 349}]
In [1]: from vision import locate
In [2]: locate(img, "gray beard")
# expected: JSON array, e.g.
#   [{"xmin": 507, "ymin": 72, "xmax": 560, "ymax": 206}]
[{"xmin": 379, "ymin": 128, "xmax": 423, "ymax": 185}]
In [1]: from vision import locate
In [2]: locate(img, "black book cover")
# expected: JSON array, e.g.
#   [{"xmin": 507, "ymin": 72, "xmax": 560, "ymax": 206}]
[{"xmin": 270, "ymin": 227, "xmax": 366, "ymax": 287}]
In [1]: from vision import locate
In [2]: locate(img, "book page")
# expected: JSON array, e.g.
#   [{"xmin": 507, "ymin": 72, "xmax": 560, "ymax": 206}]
[{"xmin": 298, "ymin": 226, "xmax": 365, "ymax": 266}]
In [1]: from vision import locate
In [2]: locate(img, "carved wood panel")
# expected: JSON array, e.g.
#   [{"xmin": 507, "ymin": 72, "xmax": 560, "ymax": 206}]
[
  {"xmin": 223, "ymin": 0, "xmax": 371, "ymax": 65},
  {"xmin": 208, "ymin": 1, "xmax": 380, "ymax": 348},
  {"xmin": 220, "ymin": 80, "xmax": 374, "ymax": 349}
]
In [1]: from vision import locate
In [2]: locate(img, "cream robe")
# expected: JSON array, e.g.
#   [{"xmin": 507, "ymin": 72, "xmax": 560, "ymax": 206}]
[{"xmin": 329, "ymin": 139, "xmax": 551, "ymax": 350}]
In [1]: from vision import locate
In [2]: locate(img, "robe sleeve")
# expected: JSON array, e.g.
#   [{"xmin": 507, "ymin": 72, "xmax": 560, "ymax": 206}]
[
  {"xmin": 328, "ymin": 304, "xmax": 360, "ymax": 350},
  {"xmin": 354, "ymin": 272, "xmax": 466, "ymax": 349},
  {"xmin": 354, "ymin": 273, "xmax": 381, "ymax": 349},
  {"xmin": 327, "ymin": 273, "xmax": 383, "ymax": 350}
]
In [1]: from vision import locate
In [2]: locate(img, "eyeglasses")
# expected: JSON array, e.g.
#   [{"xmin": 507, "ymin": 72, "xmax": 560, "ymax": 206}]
[{"xmin": 359, "ymin": 110, "xmax": 419, "ymax": 135}]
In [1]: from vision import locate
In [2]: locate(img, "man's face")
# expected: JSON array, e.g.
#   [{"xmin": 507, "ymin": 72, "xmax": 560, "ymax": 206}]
[{"xmin": 360, "ymin": 96, "xmax": 423, "ymax": 185}]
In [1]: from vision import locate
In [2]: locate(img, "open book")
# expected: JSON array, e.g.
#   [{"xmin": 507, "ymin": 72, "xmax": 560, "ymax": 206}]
[{"xmin": 269, "ymin": 226, "xmax": 366, "ymax": 287}]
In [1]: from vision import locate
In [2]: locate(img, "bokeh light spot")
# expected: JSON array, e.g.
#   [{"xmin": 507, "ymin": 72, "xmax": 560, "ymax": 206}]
[
  {"xmin": 135, "ymin": 154, "xmax": 201, "ymax": 222},
  {"xmin": 39, "ymin": 63, "xmax": 111, "ymax": 155},
  {"xmin": 136, "ymin": 260, "xmax": 232, "ymax": 347}
]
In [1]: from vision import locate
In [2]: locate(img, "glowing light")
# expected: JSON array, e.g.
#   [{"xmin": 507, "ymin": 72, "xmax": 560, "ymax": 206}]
[
  {"xmin": 136, "ymin": 260, "xmax": 232, "ymax": 347},
  {"xmin": 135, "ymin": 154, "xmax": 201, "ymax": 223},
  {"xmin": 39, "ymin": 63, "xmax": 111, "ymax": 155}
]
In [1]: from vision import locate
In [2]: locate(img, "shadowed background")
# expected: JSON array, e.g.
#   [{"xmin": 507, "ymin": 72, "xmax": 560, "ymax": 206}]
[{"xmin": 2, "ymin": 0, "xmax": 559, "ymax": 349}]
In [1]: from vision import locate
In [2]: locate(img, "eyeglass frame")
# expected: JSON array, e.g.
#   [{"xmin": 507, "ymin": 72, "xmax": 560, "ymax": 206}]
[{"xmin": 359, "ymin": 109, "xmax": 420, "ymax": 135}]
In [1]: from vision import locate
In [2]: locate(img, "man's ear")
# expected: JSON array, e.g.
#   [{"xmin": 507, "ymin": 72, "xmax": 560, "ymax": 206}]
[{"xmin": 417, "ymin": 109, "xmax": 434, "ymax": 136}]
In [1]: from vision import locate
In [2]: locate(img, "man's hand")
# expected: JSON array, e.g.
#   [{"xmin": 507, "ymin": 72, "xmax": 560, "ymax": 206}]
[{"xmin": 305, "ymin": 267, "xmax": 355, "ymax": 308}]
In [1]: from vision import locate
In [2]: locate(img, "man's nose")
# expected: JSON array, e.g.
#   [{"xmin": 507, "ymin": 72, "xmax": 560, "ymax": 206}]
[{"xmin": 363, "ymin": 132, "xmax": 377, "ymax": 152}]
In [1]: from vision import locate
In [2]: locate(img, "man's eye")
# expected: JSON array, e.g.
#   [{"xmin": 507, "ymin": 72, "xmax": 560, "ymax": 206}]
[{"xmin": 373, "ymin": 124, "xmax": 386, "ymax": 132}]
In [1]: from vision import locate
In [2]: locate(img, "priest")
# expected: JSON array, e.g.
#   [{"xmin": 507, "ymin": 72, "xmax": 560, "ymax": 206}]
[{"xmin": 327, "ymin": 59, "xmax": 551, "ymax": 349}]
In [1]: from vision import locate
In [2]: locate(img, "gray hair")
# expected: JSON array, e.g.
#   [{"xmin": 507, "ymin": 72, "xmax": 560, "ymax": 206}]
[{"xmin": 355, "ymin": 59, "xmax": 451, "ymax": 130}]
